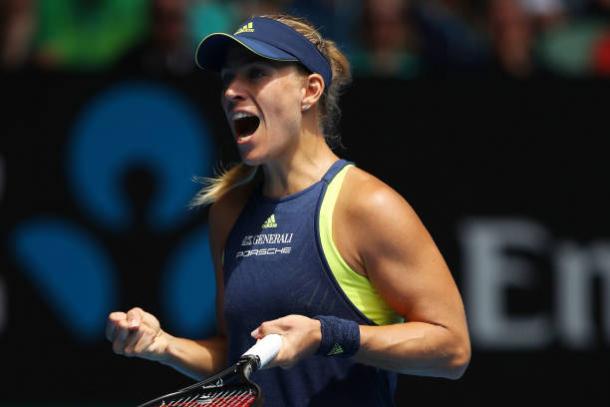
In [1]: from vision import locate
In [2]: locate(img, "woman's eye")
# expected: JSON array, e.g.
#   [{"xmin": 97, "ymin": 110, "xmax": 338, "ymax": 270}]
[
  {"xmin": 221, "ymin": 73, "xmax": 234, "ymax": 87},
  {"xmin": 247, "ymin": 68, "xmax": 266, "ymax": 80}
]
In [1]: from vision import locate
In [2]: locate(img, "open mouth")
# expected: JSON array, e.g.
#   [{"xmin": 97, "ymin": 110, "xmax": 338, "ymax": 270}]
[{"xmin": 233, "ymin": 112, "xmax": 260, "ymax": 139}]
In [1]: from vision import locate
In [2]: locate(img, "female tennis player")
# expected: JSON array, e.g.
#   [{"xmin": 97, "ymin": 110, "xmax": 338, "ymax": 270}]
[{"xmin": 107, "ymin": 14, "xmax": 470, "ymax": 406}]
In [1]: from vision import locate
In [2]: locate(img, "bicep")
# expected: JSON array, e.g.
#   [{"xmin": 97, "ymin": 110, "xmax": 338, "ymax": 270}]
[{"xmin": 357, "ymin": 190, "xmax": 466, "ymax": 331}]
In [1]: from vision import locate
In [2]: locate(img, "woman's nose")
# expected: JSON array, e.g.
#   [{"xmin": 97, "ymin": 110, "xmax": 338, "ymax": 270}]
[{"xmin": 223, "ymin": 76, "xmax": 246, "ymax": 102}]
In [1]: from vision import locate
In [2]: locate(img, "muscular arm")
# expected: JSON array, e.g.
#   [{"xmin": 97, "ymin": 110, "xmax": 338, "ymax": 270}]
[
  {"xmin": 106, "ymin": 307, "xmax": 227, "ymax": 381},
  {"xmin": 107, "ymin": 185, "xmax": 252, "ymax": 380},
  {"xmin": 155, "ymin": 198, "xmax": 231, "ymax": 380},
  {"xmin": 338, "ymin": 170, "xmax": 471, "ymax": 379},
  {"xmin": 157, "ymin": 335, "xmax": 227, "ymax": 380},
  {"xmin": 249, "ymin": 168, "xmax": 470, "ymax": 378}
]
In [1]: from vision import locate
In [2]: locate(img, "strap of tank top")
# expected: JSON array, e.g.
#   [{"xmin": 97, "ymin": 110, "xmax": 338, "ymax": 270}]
[{"xmin": 321, "ymin": 159, "xmax": 351, "ymax": 184}]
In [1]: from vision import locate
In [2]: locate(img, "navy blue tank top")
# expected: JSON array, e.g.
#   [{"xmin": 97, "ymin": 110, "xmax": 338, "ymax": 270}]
[{"xmin": 223, "ymin": 159, "xmax": 396, "ymax": 406}]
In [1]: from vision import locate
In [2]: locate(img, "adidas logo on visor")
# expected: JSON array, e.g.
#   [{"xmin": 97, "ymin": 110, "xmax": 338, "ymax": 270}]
[{"xmin": 234, "ymin": 22, "xmax": 254, "ymax": 35}]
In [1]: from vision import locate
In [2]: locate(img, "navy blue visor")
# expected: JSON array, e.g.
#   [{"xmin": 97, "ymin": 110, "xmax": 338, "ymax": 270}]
[{"xmin": 195, "ymin": 17, "xmax": 332, "ymax": 88}]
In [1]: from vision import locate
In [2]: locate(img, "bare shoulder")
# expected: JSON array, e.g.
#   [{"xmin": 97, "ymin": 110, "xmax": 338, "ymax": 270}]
[
  {"xmin": 340, "ymin": 166, "xmax": 420, "ymax": 228},
  {"xmin": 208, "ymin": 182, "xmax": 256, "ymax": 255},
  {"xmin": 209, "ymin": 183, "xmax": 252, "ymax": 225},
  {"xmin": 335, "ymin": 166, "xmax": 435, "ymax": 271}
]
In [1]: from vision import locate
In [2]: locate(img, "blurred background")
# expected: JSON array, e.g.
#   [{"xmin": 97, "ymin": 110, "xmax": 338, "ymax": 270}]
[{"xmin": 1, "ymin": 0, "xmax": 609, "ymax": 405}]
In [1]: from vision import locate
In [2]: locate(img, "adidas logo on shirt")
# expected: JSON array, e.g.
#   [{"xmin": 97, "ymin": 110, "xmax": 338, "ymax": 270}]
[
  {"xmin": 262, "ymin": 214, "xmax": 277, "ymax": 229},
  {"xmin": 234, "ymin": 22, "xmax": 254, "ymax": 35}
]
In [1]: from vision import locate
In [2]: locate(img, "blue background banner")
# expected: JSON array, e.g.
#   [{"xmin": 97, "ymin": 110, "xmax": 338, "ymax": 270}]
[{"xmin": 1, "ymin": 72, "xmax": 608, "ymax": 405}]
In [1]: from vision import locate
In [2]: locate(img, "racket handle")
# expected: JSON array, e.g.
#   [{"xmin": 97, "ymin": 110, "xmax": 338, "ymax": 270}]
[{"xmin": 242, "ymin": 333, "xmax": 283, "ymax": 369}]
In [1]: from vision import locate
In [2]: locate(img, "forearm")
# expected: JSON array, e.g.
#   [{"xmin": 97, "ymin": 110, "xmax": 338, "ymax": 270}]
[
  {"xmin": 353, "ymin": 322, "xmax": 470, "ymax": 379},
  {"xmin": 159, "ymin": 334, "xmax": 228, "ymax": 381}
]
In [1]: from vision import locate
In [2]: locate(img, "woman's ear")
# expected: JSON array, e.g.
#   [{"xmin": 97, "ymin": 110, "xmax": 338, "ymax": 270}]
[{"xmin": 302, "ymin": 73, "xmax": 324, "ymax": 112}]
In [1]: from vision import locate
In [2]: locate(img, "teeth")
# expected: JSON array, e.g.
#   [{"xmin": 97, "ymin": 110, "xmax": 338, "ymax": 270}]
[{"xmin": 233, "ymin": 111, "xmax": 255, "ymax": 120}]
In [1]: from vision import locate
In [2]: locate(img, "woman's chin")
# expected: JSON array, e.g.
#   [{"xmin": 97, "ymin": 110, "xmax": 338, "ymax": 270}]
[{"xmin": 238, "ymin": 149, "xmax": 265, "ymax": 166}]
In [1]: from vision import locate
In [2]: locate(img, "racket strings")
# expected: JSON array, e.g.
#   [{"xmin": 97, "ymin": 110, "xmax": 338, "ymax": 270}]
[{"xmin": 161, "ymin": 386, "xmax": 257, "ymax": 406}]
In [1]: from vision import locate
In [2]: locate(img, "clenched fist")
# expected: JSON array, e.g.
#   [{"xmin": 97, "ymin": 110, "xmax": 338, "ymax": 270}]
[{"xmin": 106, "ymin": 307, "xmax": 170, "ymax": 362}]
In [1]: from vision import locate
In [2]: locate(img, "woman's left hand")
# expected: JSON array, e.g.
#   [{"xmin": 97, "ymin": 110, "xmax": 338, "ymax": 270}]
[{"xmin": 251, "ymin": 314, "xmax": 321, "ymax": 369}]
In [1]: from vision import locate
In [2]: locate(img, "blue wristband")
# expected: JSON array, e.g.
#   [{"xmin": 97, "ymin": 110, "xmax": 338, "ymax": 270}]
[{"xmin": 313, "ymin": 315, "xmax": 360, "ymax": 358}]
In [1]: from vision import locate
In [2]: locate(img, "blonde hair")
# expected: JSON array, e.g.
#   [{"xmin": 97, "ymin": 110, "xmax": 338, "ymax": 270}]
[{"xmin": 191, "ymin": 14, "xmax": 351, "ymax": 207}]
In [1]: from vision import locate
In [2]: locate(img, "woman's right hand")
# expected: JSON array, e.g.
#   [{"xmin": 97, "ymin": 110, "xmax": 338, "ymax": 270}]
[{"xmin": 105, "ymin": 307, "xmax": 170, "ymax": 362}]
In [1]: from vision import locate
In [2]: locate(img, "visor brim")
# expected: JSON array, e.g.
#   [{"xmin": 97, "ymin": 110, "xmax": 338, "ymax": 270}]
[{"xmin": 195, "ymin": 33, "xmax": 299, "ymax": 72}]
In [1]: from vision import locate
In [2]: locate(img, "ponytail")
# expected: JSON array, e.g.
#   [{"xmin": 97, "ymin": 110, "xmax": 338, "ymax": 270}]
[{"xmin": 190, "ymin": 163, "xmax": 258, "ymax": 207}]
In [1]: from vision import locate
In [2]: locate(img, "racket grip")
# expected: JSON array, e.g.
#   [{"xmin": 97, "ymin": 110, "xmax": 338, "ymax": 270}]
[{"xmin": 242, "ymin": 334, "xmax": 283, "ymax": 369}]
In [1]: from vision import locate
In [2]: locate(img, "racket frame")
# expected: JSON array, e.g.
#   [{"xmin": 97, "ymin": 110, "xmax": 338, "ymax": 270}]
[
  {"xmin": 137, "ymin": 334, "xmax": 282, "ymax": 407},
  {"xmin": 137, "ymin": 356, "xmax": 262, "ymax": 407}
]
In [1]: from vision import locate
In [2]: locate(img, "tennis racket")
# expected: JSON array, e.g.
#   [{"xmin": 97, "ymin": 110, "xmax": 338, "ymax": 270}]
[{"xmin": 137, "ymin": 334, "xmax": 282, "ymax": 407}]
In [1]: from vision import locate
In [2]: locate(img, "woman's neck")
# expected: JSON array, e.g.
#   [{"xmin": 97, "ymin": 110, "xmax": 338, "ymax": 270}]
[{"xmin": 261, "ymin": 132, "xmax": 339, "ymax": 199}]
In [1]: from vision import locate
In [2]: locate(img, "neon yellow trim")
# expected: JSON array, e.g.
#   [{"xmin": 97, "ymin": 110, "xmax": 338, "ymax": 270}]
[{"xmin": 319, "ymin": 165, "xmax": 403, "ymax": 326}]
